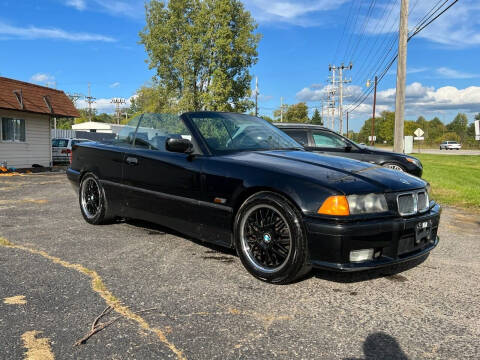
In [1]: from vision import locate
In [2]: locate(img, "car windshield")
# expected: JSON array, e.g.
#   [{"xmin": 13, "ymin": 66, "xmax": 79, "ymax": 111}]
[
  {"xmin": 114, "ymin": 113, "xmax": 192, "ymax": 150},
  {"xmin": 52, "ymin": 139, "xmax": 69, "ymax": 147},
  {"xmin": 189, "ymin": 113, "xmax": 302, "ymax": 153}
]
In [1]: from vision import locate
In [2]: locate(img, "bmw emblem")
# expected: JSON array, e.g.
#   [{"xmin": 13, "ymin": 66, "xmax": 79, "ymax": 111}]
[{"xmin": 263, "ymin": 233, "xmax": 272, "ymax": 243}]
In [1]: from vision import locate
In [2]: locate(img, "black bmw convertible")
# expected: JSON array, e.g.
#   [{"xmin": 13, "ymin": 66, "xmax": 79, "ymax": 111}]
[{"xmin": 67, "ymin": 112, "xmax": 441, "ymax": 284}]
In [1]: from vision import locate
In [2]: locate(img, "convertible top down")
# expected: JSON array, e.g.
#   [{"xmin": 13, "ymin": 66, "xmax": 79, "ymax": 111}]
[{"xmin": 67, "ymin": 112, "xmax": 440, "ymax": 283}]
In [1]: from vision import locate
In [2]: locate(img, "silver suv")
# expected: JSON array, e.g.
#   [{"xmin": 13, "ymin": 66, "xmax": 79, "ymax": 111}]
[{"xmin": 52, "ymin": 138, "xmax": 89, "ymax": 163}]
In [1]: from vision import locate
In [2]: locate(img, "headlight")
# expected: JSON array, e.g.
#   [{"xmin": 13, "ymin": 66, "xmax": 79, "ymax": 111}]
[
  {"xmin": 426, "ymin": 183, "xmax": 433, "ymax": 201},
  {"xmin": 405, "ymin": 157, "xmax": 422, "ymax": 168},
  {"xmin": 347, "ymin": 193, "xmax": 388, "ymax": 214}
]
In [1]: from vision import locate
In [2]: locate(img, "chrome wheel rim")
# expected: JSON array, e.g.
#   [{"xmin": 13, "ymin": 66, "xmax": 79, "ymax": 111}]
[
  {"xmin": 240, "ymin": 205, "xmax": 292, "ymax": 273},
  {"xmin": 384, "ymin": 164, "xmax": 404, "ymax": 172},
  {"xmin": 81, "ymin": 178, "xmax": 101, "ymax": 219}
]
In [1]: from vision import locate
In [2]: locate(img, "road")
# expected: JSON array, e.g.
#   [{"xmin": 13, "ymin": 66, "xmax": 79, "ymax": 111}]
[
  {"xmin": 374, "ymin": 146, "xmax": 480, "ymax": 155},
  {"xmin": 0, "ymin": 173, "xmax": 479, "ymax": 359},
  {"xmin": 413, "ymin": 149, "xmax": 480, "ymax": 155}
]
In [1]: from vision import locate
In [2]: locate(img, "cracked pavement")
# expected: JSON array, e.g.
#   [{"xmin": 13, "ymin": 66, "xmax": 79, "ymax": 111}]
[{"xmin": 0, "ymin": 173, "xmax": 479, "ymax": 359}]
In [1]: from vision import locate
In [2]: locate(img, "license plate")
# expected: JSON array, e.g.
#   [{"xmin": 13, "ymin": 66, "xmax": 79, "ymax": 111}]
[{"xmin": 415, "ymin": 220, "xmax": 432, "ymax": 244}]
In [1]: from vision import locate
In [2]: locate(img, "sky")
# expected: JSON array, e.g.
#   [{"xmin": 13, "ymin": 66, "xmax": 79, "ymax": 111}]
[{"xmin": 1, "ymin": 0, "xmax": 479, "ymax": 131}]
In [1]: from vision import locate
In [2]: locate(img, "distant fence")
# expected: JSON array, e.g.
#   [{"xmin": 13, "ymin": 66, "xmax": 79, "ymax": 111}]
[
  {"xmin": 51, "ymin": 130, "xmax": 116, "ymax": 142},
  {"xmin": 52, "ymin": 129, "xmax": 75, "ymax": 138}
]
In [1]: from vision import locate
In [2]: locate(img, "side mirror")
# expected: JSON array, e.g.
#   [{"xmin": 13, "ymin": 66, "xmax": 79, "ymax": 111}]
[
  {"xmin": 345, "ymin": 144, "xmax": 352, "ymax": 152},
  {"xmin": 166, "ymin": 138, "xmax": 194, "ymax": 154}
]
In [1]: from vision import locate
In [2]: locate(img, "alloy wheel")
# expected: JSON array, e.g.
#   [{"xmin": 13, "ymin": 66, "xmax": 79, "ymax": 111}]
[
  {"xmin": 240, "ymin": 204, "xmax": 292, "ymax": 273},
  {"xmin": 81, "ymin": 178, "xmax": 101, "ymax": 219}
]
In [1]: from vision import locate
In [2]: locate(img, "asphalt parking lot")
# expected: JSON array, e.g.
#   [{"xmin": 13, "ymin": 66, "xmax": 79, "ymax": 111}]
[{"xmin": 1, "ymin": 173, "xmax": 479, "ymax": 359}]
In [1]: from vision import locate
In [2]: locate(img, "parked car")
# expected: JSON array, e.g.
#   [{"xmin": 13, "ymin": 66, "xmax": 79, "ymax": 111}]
[
  {"xmin": 275, "ymin": 123, "xmax": 423, "ymax": 177},
  {"xmin": 67, "ymin": 112, "xmax": 440, "ymax": 284},
  {"xmin": 52, "ymin": 138, "xmax": 89, "ymax": 163},
  {"xmin": 439, "ymin": 141, "xmax": 461, "ymax": 150}
]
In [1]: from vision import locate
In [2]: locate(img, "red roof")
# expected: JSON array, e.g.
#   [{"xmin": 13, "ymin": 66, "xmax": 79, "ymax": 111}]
[{"xmin": 0, "ymin": 77, "xmax": 79, "ymax": 118}]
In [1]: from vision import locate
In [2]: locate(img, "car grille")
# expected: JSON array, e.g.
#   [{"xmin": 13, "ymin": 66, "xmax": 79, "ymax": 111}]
[{"xmin": 397, "ymin": 190, "xmax": 429, "ymax": 216}]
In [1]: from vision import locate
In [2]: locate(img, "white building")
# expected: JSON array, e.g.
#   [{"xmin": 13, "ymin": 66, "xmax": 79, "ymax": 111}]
[
  {"xmin": 72, "ymin": 121, "xmax": 124, "ymax": 134},
  {"xmin": 0, "ymin": 77, "xmax": 78, "ymax": 169}
]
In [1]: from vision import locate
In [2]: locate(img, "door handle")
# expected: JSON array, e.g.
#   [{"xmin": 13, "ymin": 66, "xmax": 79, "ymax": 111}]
[{"xmin": 125, "ymin": 156, "xmax": 138, "ymax": 165}]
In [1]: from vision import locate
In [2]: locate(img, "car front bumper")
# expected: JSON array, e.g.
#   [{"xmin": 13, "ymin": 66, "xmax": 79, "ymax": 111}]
[{"xmin": 304, "ymin": 203, "xmax": 441, "ymax": 271}]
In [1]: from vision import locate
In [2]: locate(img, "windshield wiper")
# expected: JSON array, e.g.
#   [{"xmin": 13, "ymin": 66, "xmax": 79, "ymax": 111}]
[{"xmin": 271, "ymin": 147, "xmax": 304, "ymax": 151}]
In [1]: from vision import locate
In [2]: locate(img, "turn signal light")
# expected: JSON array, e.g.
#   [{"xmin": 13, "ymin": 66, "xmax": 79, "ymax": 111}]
[{"xmin": 317, "ymin": 195, "xmax": 350, "ymax": 216}]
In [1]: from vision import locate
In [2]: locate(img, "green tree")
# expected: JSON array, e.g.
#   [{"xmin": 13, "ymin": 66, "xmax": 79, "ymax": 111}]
[
  {"xmin": 377, "ymin": 111, "xmax": 395, "ymax": 143},
  {"xmin": 466, "ymin": 122, "xmax": 475, "ymax": 138},
  {"xmin": 274, "ymin": 103, "xmax": 309, "ymax": 123},
  {"xmin": 310, "ymin": 108, "xmax": 323, "ymax": 125},
  {"xmin": 427, "ymin": 117, "xmax": 446, "ymax": 143},
  {"xmin": 438, "ymin": 132, "xmax": 460, "ymax": 143},
  {"xmin": 139, "ymin": 0, "xmax": 261, "ymax": 113},
  {"xmin": 447, "ymin": 113, "xmax": 468, "ymax": 141},
  {"xmin": 260, "ymin": 115, "xmax": 273, "ymax": 123}
]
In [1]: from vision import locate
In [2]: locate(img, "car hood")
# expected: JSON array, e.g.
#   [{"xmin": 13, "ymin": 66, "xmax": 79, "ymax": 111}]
[{"xmin": 226, "ymin": 150, "xmax": 426, "ymax": 194}]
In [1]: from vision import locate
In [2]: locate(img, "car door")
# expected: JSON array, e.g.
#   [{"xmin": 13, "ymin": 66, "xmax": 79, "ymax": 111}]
[
  {"xmin": 121, "ymin": 114, "xmax": 204, "ymax": 237},
  {"xmin": 281, "ymin": 129, "xmax": 310, "ymax": 147},
  {"xmin": 308, "ymin": 130, "xmax": 367, "ymax": 162}
]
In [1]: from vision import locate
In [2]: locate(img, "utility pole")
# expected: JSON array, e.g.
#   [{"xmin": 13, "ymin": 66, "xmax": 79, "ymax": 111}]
[
  {"xmin": 329, "ymin": 63, "xmax": 352, "ymax": 133},
  {"xmin": 337, "ymin": 63, "xmax": 352, "ymax": 135},
  {"xmin": 254, "ymin": 77, "xmax": 259, "ymax": 117},
  {"xmin": 280, "ymin": 97, "xmax": 284, "ymax": 122},
  {"xmin": 328, "ymin": 65, "xmax": 337, "ymax": 131},
  {"xmin": 371, "ymin": 76, "xmax": 378, "ymax": 146},
  {"xmin": 346, "ymin": 111, "xmax": 349, "ymax": 139},
  {"xmin": 394, "ymin": 0, "xmax": 409, "ymax": 153},
  {"xmin": 85, "ymin": 83, "xmax": 96, "ymax": 122},
  {"xmin": 111, "ymin": 98, "xmax": 126, "ymax": 124},
  {"xmin": 67, "ymin": 93, "xmax": 82, "ymax": 106}
]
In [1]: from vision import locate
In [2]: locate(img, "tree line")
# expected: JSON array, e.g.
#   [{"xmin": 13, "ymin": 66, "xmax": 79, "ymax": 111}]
[{"xmin": 353, "ymin": 111, "xmax": 478, "ymax": 146}]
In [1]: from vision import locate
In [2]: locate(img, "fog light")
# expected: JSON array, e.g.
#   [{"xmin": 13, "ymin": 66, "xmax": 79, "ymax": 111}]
[{"xmin": 349, "ymin": 249, "xmax": 374, "ymax": 263}]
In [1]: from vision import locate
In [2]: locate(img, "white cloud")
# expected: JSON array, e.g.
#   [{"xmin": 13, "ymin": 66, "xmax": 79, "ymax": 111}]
[
  {"xmin": 243, "ymin": 0, "xmax": 349, "ymax": 26},
  {"xmin": 0, "ymin": 21, "xmax": 116, "ymax": 42},
  {"xmin": 109, "ymin": 82, "xmax": 120, "ymax": 88},
  {"xmin": 296, "ymin": 82, "xmax": 480, "ymax": 118},
  {"xmin": 76, "ymin": 96, "xmax": 134, "ymax": 114},
  {"xmin": 369, "ymin": 82, "xmax": 480, "ymax": 115},
  {"xmin": 366, "ymin": 0, "xmax": 480, "ymax": 48},
  {"xmin": 30, "ymin": 73, "xmax": 55, "ymax": 83},
  {"xmin": 296, "ymin": 84, "xmax": 362, "ymax": 102},
  {"xmin": 63, "ymin": 0, "xmax": 144, "ymax": 19},
  {"xmin": 436, "ymin": 67, "xmax": 479, "ymax": 79},
  {"xmin": 65, "ymin": 0, "xmax": 86, "ymax": 10}
]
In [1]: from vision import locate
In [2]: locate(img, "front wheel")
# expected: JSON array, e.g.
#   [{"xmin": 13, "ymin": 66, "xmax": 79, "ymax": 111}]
[
  {"xmin": 382, "ymin": 162, "xmax": 406, "ymax": 172},
  {"xmin": 79, "ymin": 173, "xmax": 110, "ymax": 224},
  {"xmin": 234, "ymin": 192, "xmax": 311, "ymax": 284}
]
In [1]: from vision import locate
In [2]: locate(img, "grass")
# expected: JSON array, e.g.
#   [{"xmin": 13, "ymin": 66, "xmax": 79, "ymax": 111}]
[{"xmin": 413, "ymin": 154, "xmax": 480, "ymax": 210}]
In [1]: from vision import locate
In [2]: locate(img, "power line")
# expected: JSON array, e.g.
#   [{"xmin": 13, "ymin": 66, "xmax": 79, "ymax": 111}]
[
  {"xmin": 341, "ymin": 0, "xmax": 365, "ymax": 63},
  {"xmin": 332, "ymin": 0, "xmax": 357, "ymax": 64},
  {"xmin": 347, "ymin": 0, "xmax": 379, "ymax": 63},
  {"xmin": 346, "ymin": 0, "xmax": 459, "ymax": 114}
]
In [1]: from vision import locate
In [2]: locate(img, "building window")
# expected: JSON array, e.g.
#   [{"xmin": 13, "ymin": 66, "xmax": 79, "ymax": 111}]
[{"xmin": 1, "ymin": 118, "xmax": 26, "ymax": 142}]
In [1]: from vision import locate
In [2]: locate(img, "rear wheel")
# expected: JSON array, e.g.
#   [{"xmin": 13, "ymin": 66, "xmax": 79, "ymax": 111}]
[
  {"xmin": 79, "ymin": 173, "xmax": 110, "ymax": 224},
  {"xmin": 382, "ymin": 162, "xmax": 405, "ymax": 172},
  {"xmin": 234, "ymin": 192, "xmax": 311, "ymax": 284}
]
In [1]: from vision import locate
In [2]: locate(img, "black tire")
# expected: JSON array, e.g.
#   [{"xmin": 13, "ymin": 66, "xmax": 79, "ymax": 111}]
[
  {"xmin": 382, "ymin": 162, "xmax": 406, "ymax": 172},
  {"xmin": 234, "ymin": 192, "xmax": 311, "ymax": 284},
  {"xmin": 79, "ymin": 173, "xmax": 111, "ymax": 225}
]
